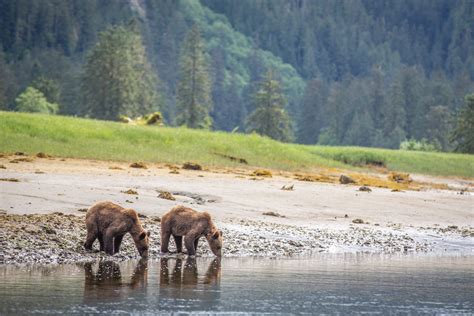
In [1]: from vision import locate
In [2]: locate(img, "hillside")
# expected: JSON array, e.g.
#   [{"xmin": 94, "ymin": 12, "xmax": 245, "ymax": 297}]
[
  {"xmin": 1, "ymin": 112, "xmax": 473, "ymax": 178},
  {"xmin": 0, "ymin": 0, "xmax": 472, "ymax": 150}
]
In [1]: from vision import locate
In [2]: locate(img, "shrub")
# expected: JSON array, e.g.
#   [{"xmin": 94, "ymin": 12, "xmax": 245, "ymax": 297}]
[
  {"xmin": 399, "ymin": 138, "xmax": 440, "ymax": 152},
  {"xmin": 15, "ymin": 87, "xmax": 58, "ymax": 114}
]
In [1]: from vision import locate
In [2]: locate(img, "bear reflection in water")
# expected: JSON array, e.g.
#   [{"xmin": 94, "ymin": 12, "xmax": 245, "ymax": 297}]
[
  {"xmin": 83, "ymin": 259, "xmax": 148, "ymax": 302},
  {"xmin": 159, "ymin": 257, "xmax": 221, "ymax": 302},
  {"xmin": 160, "ymin": 257, "xmax": 221, "ymax": 286},
  {"xmin": 83, "ymin": 258, "xmax": 221, "ymax": 303}
]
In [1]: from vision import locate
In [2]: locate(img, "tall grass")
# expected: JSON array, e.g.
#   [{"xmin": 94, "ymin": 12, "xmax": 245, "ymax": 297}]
[{"xmin": 1, "ymin": 112, "xmax": 473, "ymax": 177}]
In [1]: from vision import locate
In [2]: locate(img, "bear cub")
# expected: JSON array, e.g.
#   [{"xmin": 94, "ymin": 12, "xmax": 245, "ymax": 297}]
[
  {"xmin": 161, "ymin": 205, "xmax": 223, "ymax": 257},
  {"xmin": 84, "ymin": 201, "xmax": 150, "ymax": 257}
]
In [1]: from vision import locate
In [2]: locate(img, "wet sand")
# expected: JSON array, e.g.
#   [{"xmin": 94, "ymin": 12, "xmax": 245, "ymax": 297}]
[{"xmin": 1, "ymin": 155, "xmax": 473, "ymax": 264}]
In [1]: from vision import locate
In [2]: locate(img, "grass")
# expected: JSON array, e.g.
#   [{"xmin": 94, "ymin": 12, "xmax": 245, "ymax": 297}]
[{"xmin": 1, "ymin": 111, "xmax": 473, "ymax": 178}]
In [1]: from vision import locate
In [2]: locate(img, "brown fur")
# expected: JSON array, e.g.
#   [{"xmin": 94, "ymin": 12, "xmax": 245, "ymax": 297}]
[
  {"xmin": 84, "ymin": 201, "xmax": 150, "ymax": 257},
  {"xmin": 160, "ymin": 205, "xmax": 223, "ymax": 257}
]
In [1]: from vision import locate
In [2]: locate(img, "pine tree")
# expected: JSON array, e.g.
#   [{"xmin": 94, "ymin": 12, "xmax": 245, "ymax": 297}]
[
  {"xmin": 246, "ymin": 70, "xmax": 293, "ymax": 142},
  {"xmin": 31, "ymin": 76, "xmax": 60, "ymax": 104},
  {"xmin": 451, "ymin": 94, "xmax": 474, "ymax": 153},
  {"xmin": 82, "ymin": 25, "xmax": 159, "ymax": 120},
  {"xmin": 297, "ymin": 78, "xmax": 328, "ymax": 144},
  {"xmin": 425, "ymin": 105, "xmax": 452, "ymax": 151},
  {"xmin": 176, "ymin": 25, "xmax": 213, "ymax": 129}
]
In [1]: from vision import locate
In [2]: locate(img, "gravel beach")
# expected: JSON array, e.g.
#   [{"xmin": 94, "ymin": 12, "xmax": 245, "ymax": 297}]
[
  {"xmin": 1, "ymin": 211, "xmax": 472, "ymax": 265},
  {"xmin": 0, "ymin": 155, "xmax": 473, "ymax": 264}
]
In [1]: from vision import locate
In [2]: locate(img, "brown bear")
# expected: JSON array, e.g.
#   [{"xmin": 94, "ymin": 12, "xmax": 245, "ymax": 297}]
[
  {"xmin": 160, "ymin": 205, "xmax": 223, "ymax": 257},
  {"xmin": 84, "ymin": 201, "xmax": 150, "ymax": 257}
]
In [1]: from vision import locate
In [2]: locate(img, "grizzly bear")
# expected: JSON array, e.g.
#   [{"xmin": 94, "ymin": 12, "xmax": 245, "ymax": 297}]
[
  {"xmin": 160, "ymin": 205, "xmax": 223, "ymax": 257},
  {"xmin": 84, "ymin": 201, "xmax": 150, "ymax": 257}
]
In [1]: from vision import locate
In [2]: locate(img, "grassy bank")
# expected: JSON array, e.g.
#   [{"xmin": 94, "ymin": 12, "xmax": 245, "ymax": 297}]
[{"xmin": 1, "ymin": 111, "xmax": 473, "ymax": 177}]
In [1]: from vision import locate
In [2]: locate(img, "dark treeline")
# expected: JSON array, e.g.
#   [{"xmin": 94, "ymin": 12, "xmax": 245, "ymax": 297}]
[{"xmin": 0, "ymin": 0, "xmax": 473, "ymax": 151}]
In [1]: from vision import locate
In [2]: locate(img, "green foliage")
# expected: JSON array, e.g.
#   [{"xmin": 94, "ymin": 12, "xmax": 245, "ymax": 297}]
[
  {"xmin": 400, "ymin": 139, "xmax": 440, "ymax": 152},
  {"xmin": 176, "ymin": 25, "xmax": 213, "ymax": 129},
  {"xmin": 316, "ymin": 149, "xmax": 386, "ymax": 167},
  {"xmin": 31, "ymin": 77, "xmax": 60, "ymax": 104},
  {"xmin": 451, "ymin": 94, "xmax": 474, "ymax": 153},
  {"xmin": 1, "ymin": 111, "xmax": 473, "ymax": 177},
  {"xmin": 246, "ymin": 71, "xmax": 293, "ymax": 142},
  {"xmin": 82, "ymin": 25, "xmax": 159, "ymax": 120},
  {"xmin": 15, "ymin": 87, "xmax": 58, "ymax": 114}
]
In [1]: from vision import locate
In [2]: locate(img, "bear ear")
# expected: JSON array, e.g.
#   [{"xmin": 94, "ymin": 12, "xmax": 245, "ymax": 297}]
[
  {"xmin": 212, "ymin": 231, "xmax": 220, "ymax": 240},
  {"xmin": 219, "ymin": 230, "xmax": 223, "ymax": 237},
  {"xmin": 146, "ymin": 230, "xmax": 151, "ymax": 237},
  {"xmin": 139, "ymin": 231, "xmax": 147, "ymax": 240}
]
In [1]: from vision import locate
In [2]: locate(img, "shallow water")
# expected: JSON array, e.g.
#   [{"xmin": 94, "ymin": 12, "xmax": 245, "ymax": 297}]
[{"xmin": 1, "ymin": 254, "xmax": 473, "ymax": 314}]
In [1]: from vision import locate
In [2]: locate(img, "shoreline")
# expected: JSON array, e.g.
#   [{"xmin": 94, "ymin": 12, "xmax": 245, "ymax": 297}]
[
  {"xmin": 1, "ymin": 155, "xmax": 473, "ymax": 265},
  {"xmin": 1, "ymin": 212, "xmax": 472, "ymax": 265}
]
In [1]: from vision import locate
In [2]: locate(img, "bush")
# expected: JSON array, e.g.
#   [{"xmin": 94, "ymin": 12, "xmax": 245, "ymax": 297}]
[
  {"xmin": 399, "ymin": 138, "xmax": 440, "ymax": 152},
  {"xmin": 330, "ymin": 150, "xmax": 386, "ymax": 167},
  {"xmin": 15, "ymin": 87, "xmax": 58, "ymax": 114}
]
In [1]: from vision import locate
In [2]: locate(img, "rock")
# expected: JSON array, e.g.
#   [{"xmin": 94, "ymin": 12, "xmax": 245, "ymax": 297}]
[
  {"xmin": 14, "ymin": 152, "xmax": 26, "ymax": 156},
  {"xmin": 214, "ymin": 152, "xmax": 248, "ymax": 164},
  {"xmin": 22, "ymin": 224, "xmax": 41, "ymax": 234},
  {"xmin": 344, "ymin": 214, "xmax": 349, "ymax": 218},
  {"xmin": 109, "ymin": 166, "xmax": 124, "ymax": 170},
  {"xmin": 252, "ymin": 169, "xmax": 272, "ymax": 177},
  {"xmin": 150, "ymin": 216, "xmax": 161, "ymax": 222},
  {"xmin": 10, "ymin": 157, "xmax": 34, "ymax": 163},
  {"xmin": 352, "ymin": 218, "xmax": 364, "ymax": 224},
  {"xmin": 122, "ymin": 189, "xmax": 138, "ymax": 195},
  {"xmin": 158, "ymin": 191, "xmax": 176, "ymax": 201},
  {"xmin": 169, "ymin": 169, "xmax": 180, "ymax": 174},
  {"xmin": 130, "ymin": 162, "xmax": 147, "ymax": 169},
  {"xmin": 145, "ymin": 112, "xmax": 162, "ymax": 125},
  {"xmin": 281, "ymin": 184, "xmax": 294, "ymax": 191},
  {"xmin": 77, "ymin": 208, "xmax": 88, "ymax": 213},
  {"xmin": 0, "ymin": 178, "xmax": 20, "ymax": 182},
  {"xmin": 41, "ymin": 225, "xmax": 56, "ymax": 234},
  {"xmin": 358, "ymin": 186, "xmax": 372, "ymax": 192},
  {"xmin": 36, "ymin": 152, "xmax": 50, "ymax": 158},
  {"xmin": 339, "ymin": 174, "xmax": 356, "ymax": 184},
  {"xmin": 262, "ymin": 211, "xmax": 286, "ymax": 218},
  {"xmin": 182, "ymin": 162, "xmax": 202, "ymax": 170},
  {"xmin": 388, "ymin": 172, "xmax": 411, "ymax": 183},
  {"xmin": 0, "ymin": 165, "xmax": 6, "ymax": 169}
]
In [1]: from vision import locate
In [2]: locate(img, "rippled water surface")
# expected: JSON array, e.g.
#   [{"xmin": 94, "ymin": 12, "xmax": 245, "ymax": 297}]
[{"xmin": 1, "ymin": 254, "xmax": 473, "ymax": 314}]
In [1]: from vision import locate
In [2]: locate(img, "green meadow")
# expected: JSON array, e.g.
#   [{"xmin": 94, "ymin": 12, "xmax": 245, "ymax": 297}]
[{"xmin": 1, "ymin": 111, "xmax": 473, "ymax": 178}]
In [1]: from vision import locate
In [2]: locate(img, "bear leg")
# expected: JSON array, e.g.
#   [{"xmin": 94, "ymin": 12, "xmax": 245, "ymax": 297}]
[
  {"xmin": 161, "ymin": 230, "xmax": 171, "ymax": 253},
  {"xmin": 104, "ymin": 231, "xmax": 115, "ymax": 255},
  {"xmin": 184, "ymin": 235, "xmax": 196, "ymax": 256},
  {"xmin": 194, "ymin": 238, "xmax": 199, "ymax": 252},
  {"xmin": 114, "ymin": 234, "xmax": 124, "ymax": 254},
  {"xmin": 98, "ymin": 234, "xmax": 104, "ymax": 252},
  {"xmin": 84, "ymin": 230, "xmax": 97, "ymax": 251},
  {"xmin": 173, "ymin": 235, "xmax": 183, "ymax": 253}
]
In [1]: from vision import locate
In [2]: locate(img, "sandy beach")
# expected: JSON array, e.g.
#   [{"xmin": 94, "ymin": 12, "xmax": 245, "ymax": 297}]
[{"xmin": 1, "ymin": 154, "xmax": 473, "ymax": 264}]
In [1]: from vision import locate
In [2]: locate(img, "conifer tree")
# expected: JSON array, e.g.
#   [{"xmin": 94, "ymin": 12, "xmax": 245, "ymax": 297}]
[
  {"xmin": 246, "ymin": 70, "xmax": 293, "ymax": 142},
  {"xmin": 297, "ymin": 78, "xmax": 328, "ymax": 144},
  {"xmin": 176, "ymin": 25, "xmax": 213, "ymax": 129},
  {"xmin": 82, "ymin": 25, "xmax": 159, "ymax": 120},
  {"xmin": 451, "ymin": 94, "xmax": 474, "ymax": 153}
]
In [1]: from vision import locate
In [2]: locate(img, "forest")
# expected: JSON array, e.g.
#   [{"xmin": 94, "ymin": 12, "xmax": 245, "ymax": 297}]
[{"xmin": 0, "ymin": 0, "xmax": 473, "ymax": 152}]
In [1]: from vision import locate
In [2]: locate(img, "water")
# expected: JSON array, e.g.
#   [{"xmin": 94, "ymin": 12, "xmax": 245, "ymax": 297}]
[{"xmin": 1, "ymin": 254, "xmax": 473, "ymax": 314}]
